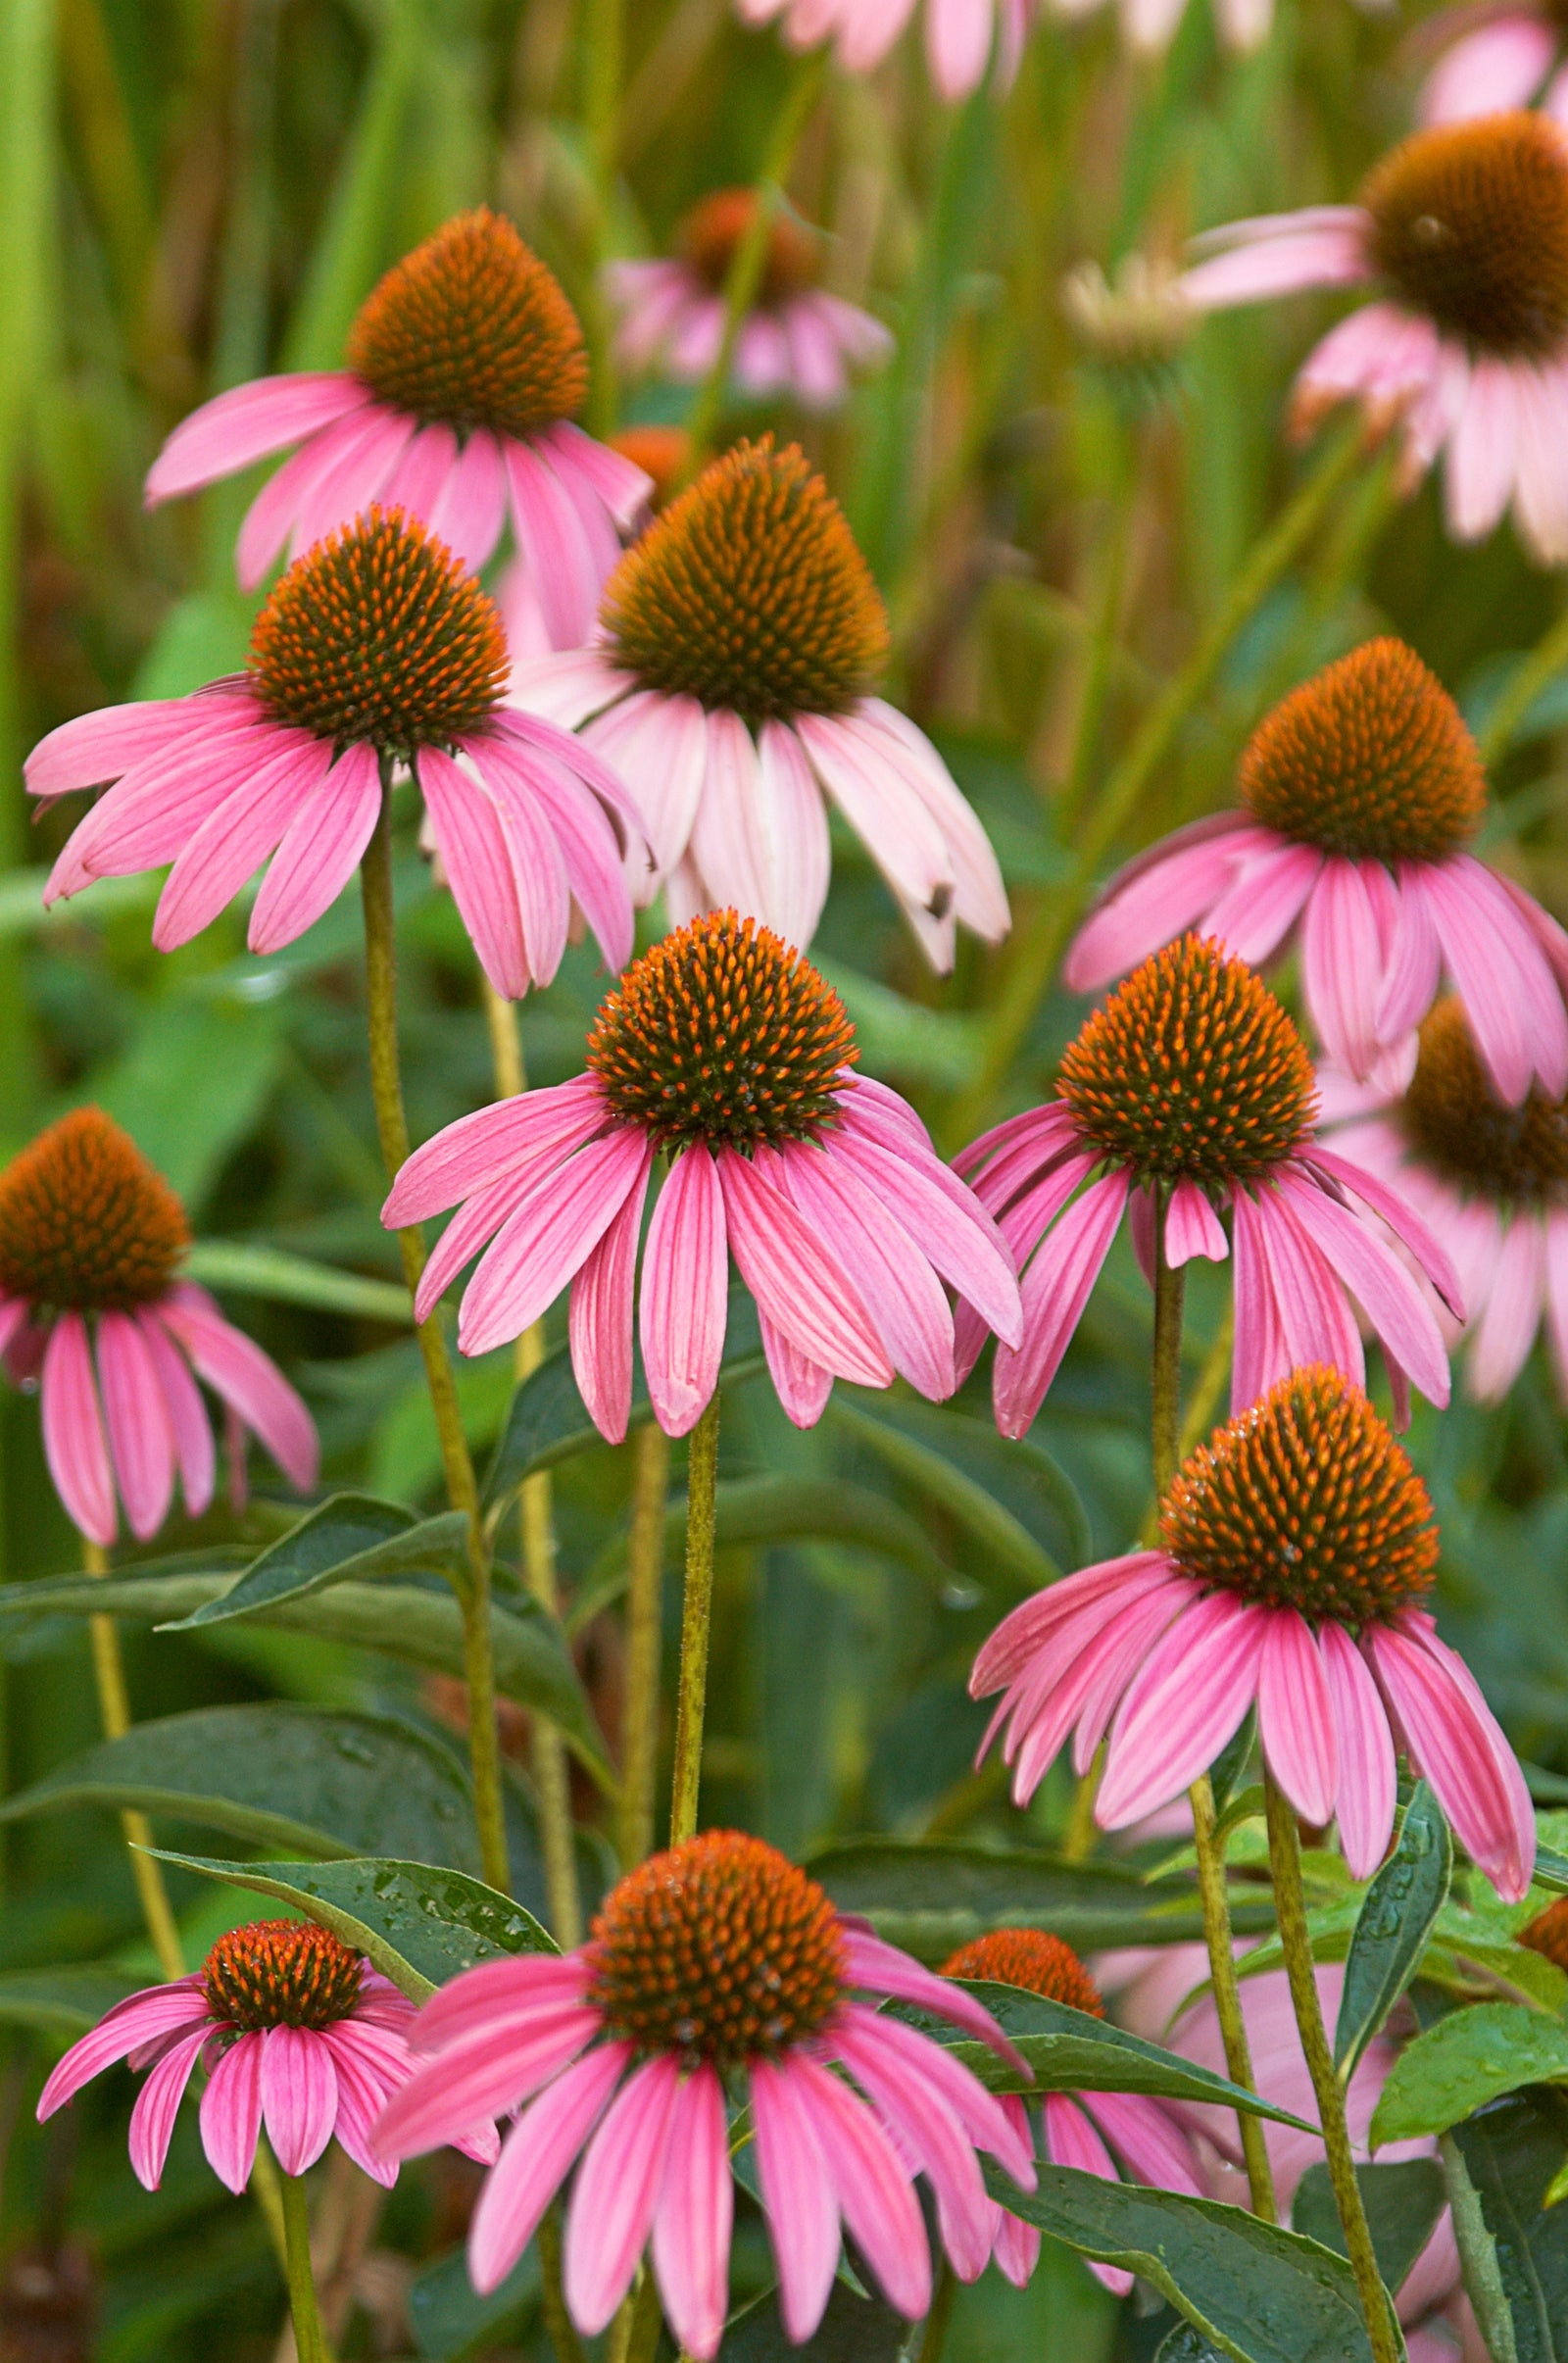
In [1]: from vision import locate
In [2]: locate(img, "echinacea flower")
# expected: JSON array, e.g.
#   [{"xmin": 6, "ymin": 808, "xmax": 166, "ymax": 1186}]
[
  {"xmin": 27, "ymin": 509, "xmax": 646, "ymax": 1001},
  {"xmin": 382, "ymin": 910, "xmax": 1022, "ymax": 1438},
  {"xmin": 1066, "ymin": 640, "xmax": 1568, "ymax": 1103},
  {"xmin": 371, "ymin": 1831, "xmax": 1036, "ymax": 2358},
  {"xmin": 1418, "ymin": 3, "xmax": 1568, "ymax": 129},
  {"xmin": 1320, "ymin": 996, "xmax": 1568, "ymax": 1402},
  {"xmin": 0, "ymin": 1109, "xmax": 316, "ymax": 1546},
  {"xmin": 972, "ymin": 1363, "xmax": 1537, "ymax": 1898},
  {"xmin": 510, "ymin": 436, "xmax": 1007, "ymax": 969},
  {"xmin": 36, "ymin": 1918, "xmax": 495, "ymax": 2192},
  {"xmin": 956, "ymin": 935, "xmax": 1458, "ymax": 1438},
  {"xmin": 607, "ymin": 190, "xmax": 892, "ymax": 411},
  {"xmin": 736, "ymin": 0, "xmax": 1040, "ymax": 102},
  {"xmin": 1178, "ymin": 113, "xmax": 1568, "ymax": 562},
  {"xmin": 941, "ymin": 1931, "xmax": 1205, "ymax": 2296},
  {"xmin": 144, "ymin": 209, "xmax": 651, "ymax": 646}
]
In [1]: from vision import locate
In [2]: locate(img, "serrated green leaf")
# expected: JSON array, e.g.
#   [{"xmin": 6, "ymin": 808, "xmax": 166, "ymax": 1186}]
[
  {"xmin": 1372, "ymin": 2002, "xmax": 1568, "ymax": 2145},
  {"xmin": 1292, "ymin": 2160, "xmax": 1445, "ymax": 2296},
  {"xmin": 165, "ymin": 1494, "xmax": 466, "ymax": 1630},
  {"xmin": 1336, "ymin": 1785, "xmax": 1453, "ymax": 2079}
]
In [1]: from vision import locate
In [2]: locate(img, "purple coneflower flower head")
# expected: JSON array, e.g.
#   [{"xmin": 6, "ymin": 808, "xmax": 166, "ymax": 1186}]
[
  {"xmin": 0, "ymin": 1109, "xmax": 316, "ymax": 1545},
  {"xmin": 1321, "ymin": 995, "xmax": 1568, "ymax": 1402},
  {"xmin": 509, "ymin": 437, "xmax": 1007, "ymax": 970},
  {"xmin": 973, "ymin": 1365, "xmax": 1536, "ymax": 1898},
  {"xmin": 608, "ymin": 190, "xmax": 892, "ymax": 411},
  {"xmin": 940, "ymin": 1930, "xmax": 1204, "ymax": 2295},
  {"xmin": 371, "ymin": 1830, "xmax": 1035, "ymax": 2359},
  {"xmin": 143, "ymin": 210, "xmax": 651, "ymax": 645},
  {"xmin": 956, "ymin": 934, "xmax": 1459, "ymax": 1438},
  {"xmin": 1068, "ymin": 640, "xmax": 1568, "ymax": 1102},
  {"xmin": 27, "ymin": 509, "xmax": 647, "ymax": 1001},
  {"xmin": 1178, "ymin": 113, "xmax": 1568, "ymax": 562},
  {"xmin": 382, "ymin": 910, "xmax": 1022, "ymax": 1439},
  {"xmin": 36, "ymin": 1919, "xmax": 492, "ymax": 2192},
  {"xmin": 1418, "ymin": 2, "xmax": 1568, "ymax": 128},
  {"xmin": 735, "ymin": 0, "xmax": 1039, "ymax": 102}
]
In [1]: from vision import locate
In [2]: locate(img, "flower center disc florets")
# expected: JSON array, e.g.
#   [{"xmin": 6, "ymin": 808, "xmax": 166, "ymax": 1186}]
[
  {"xmin": 1362, "ymin": 114, "xmax": 1568, "ymax": 357},
  {"xmin": 942, "ymin": 1930, "xmax": 1105, "ymax": 2016},
  {"xmin": 586, "ymin": 1831, "xmax": 847, "ymax": 2070},
  {"xmin": 345, "ymin": 208, "xmax": 588, "ymax": 436},
  {"xmin": 1160, "ymin": 1365, "xmax": 1439, "ymax": 1626},
  {"xmin": 249, "ymin": 507, "xmax": 509, "ymax": 757},
  {"xmin": 598, "ymin": 437, "xmax": 890, "ymax": 721},
  {"xmin": 586, "ymin": 910, "xmax": 857, "ymax": 1153},
  {"xmin": 1239, "ymin": 640, "xmax": 1487, "ymax": 863},
  {"xmin": 1401, "ymin": 998, "xmax": 1568, "ymax": 1205},
  {"xmin": 681, "ymin": 190, "xmax": 822, "ymax": 305},
  {"xmin": 202, "ymin": 1919, "xmax": 365, "ymax": 2032},
  {"xmin": 1057, "ymin": 935, "xmax": 1317, "ymax": 1186},
  {"xmin": 0, "ymin": 1109, "xmax": 188, "ymax": 1312}
]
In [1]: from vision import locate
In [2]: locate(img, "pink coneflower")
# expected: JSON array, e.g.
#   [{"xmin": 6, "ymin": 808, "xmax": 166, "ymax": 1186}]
[
  {"xmin": 509, "ymin": 437, "xmax": 1007, "ymax": 970},
  {"xmin": 0, "ymin": 1109, "xmax": 316, "ymax": 1547},
  {"xmin": 940, "ymin": 1931, "xmax": 1205, "ymax": 2296},
  {"xmin": 972, "ymin": 1364, "xmax": 1536, "ymax": 1899},
  {"xmin": 1321, "ymin": 996, "xmax": 1568, "ymax": 1402},
  {"xmin": 1418, "ymin": 4, "xmax": 1568, "ymax": 128},
  {"xmin": 1178, "ymin": 113, "xmax": 1568, "ymax": 563},
  {"xmin": 608, "ymin": 190, "xmax": 892, "ymax": 410},
  {"xmin": 1068, "ymin": 641, "xmax": 1568, "ymax": 1103},
  {"xmin": 956, "ymin": 935, "xmax": 1458, "ymax": 1438},
  {"xmin": 371, "ymin": 1831, "xmax": 1035, "ymax": 2358},
  {"xmin": 383, "ymin": 910, "xmax": 1022, "ymax": 1439},
  {"xmin": 26, "ymin": 509, "xmax": 645, "ymax": 1001},
  {"xmin": 736, "ymin": 0, "xmax": 1039, "ymax": 101},
  {"xmin": 144, "ymin": 210, "xmax": 651, "ymax": 646}
]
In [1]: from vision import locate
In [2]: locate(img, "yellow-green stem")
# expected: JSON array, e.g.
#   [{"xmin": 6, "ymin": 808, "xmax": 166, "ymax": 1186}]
[
  {"xmin": 619, "ymin": 1420, "xmax": 670, "ymax": 1869},
  {"xmin": 361, "ymin": 787, "xmax": 511, "ymax": 1895},
  {"xmin": 624, "ymin": 2273, "xmax": 662, "ymax": 2363},
  {"xmin": 915, "ymin": 2259, "xmax": 956, "ymax": 2363},
  {"xmin": 1190, "ymin": 1769, "xmax": 1277, "ymax": 2222},
  {"xmin": 537, "ymin": 2203, "xmax": 590, "ymax": 2363},
  {"xmin": 279, "ymin": 2170, "xmax": 329, "ymax": 2363},
  {"xmin": 1263, "ymin": 1770, "xmax": 1401, "ymax": 2362},
  {"xmin": 82, "ymin": 1539, "xmax": 183, "ymax": 1982},
  {"xmin": 668, "ymin": 1395, "xmax": 720, "ymax": 1844},
  {"xmin": 580, "ymin": 0, "xmax": 624, "ymax": 436}
]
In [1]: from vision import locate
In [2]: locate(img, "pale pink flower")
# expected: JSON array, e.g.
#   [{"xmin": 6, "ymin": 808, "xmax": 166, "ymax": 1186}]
[
  {"xmin": 383, "ymin": 911, "xmax": 1021, "ymax": 1440},
  {"xmin": 509, "ymin": 437, "xmax": 1007, "ymax": 972},
  {"xmin": 941, "ymin": 1931, "xmax": 1205, "ymax": 2296},
  {"xmin": 1418, "ymin": 4, "xmax": 1568, "ymax": 127},
  {"xmin": 371, "ymin": 1832, "xmax": 1035, "ymax": 2359},
  {"xmin": 1178, "ymin": 113, "xmax": 1568, "ymax": 564},
  {"xmin": 956, "ymin": 937, "xmax": 1458, "ymax": 1439},
  {"xmin": 144, "ymin": 210, "xmax": 650, "ymax": 646},
  {"xmin": 972, "ymin": 1364, "xmax": 1536, "ymax": 1900},
  {"xmin": 1067, "ymin": 639, "xmax": 1568, "ymax": 1103},
  {"xmin": 608, "ymin": 190, "xmax": 891, "ymax": 410},
  {"xmin": 37, "ymin": 1918, "xmax": 495, "ymax": 2192},
  {"xmin": 0, "ymin": 1109, "xmax": 316, "ymax": 1547},
  {"xmin": 736, "ymin": 0, "xmax": 1039, "ymax": 101},
  {"xmin": 1319, "ymin": 996, "xmax": 1568, "ymax": 1402},
  {"xmin": 26, "ymin": 510, "xmax": 646, "ymax": 1002}
]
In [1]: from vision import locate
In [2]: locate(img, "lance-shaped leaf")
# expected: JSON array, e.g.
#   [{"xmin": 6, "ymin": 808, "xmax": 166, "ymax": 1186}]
[
  {"xmin": 719, "ymin": 2280, "xmax": 909, "ymax": 2361},
  {"xmin": 1534, "ymin": 1838, "xmax": 1568, "ymax": 1894},
  {"xmin": 410, "ymin": 2245, "xmax": 540, "ymax": 2362},
  {"xmin": 163, "ymin": 1493, "xmax": 468, "ymax": 1630},
  {"xmin": 1371, "ymin": 2000, "xmax": 1568, "ymax": 2144},
  {"xmin": 0, "ymin": 1965, "xmax": 142, "ymax": 2037},
  {"xmin": 1335, "ymin": 1784, "xmax": 1453, "ymax": 2080},
  {"xmin": 1292, "ymin": 2160, "xmax": 1446, "ymax": 2297},
  {"xmin": 828, "ymin": 1397, "xmax": 1076, "ymax": 1592},
  {"xmin": 1444, "ymin": 2091, "xmax": 1568, "ymax": 2363},
  {"xmin": 183, "ymin": 1240, "xmax": 413, "ymax": 1324}
]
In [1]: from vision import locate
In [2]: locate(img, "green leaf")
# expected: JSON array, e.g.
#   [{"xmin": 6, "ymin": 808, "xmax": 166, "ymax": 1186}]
[
  {"xmin": 129, "ymin": 586, "xmax": 256, "ymax": 699},
  {"xmin": 1292, "ymin": 2161, "xmax": 1446, "ymax": 2296},
  {"xmin": 719, "ymin": 2280, "xmax": 908, "ymax": 2361},
  {"xmin": 410, "ymin": 2245, "xmax": 540, "ymax": 2362},
  {"xmin": 152, "ymin": 1852, "xmax": 553, "ymax": 2001},
  {"xmin": 811, "ymin": 960, "xmax": 984, "ymax": 1092},
  {"xmin": 85, "ymin": 996, "xmax": 284, "ymax": 1213},
  {"xmin": 183, "ymin": 1241, "xmax": 412, "ymax": 1325},
  {"xmin": 808, "ymin": 1839, "xmax": 1276, "ymax": 1960},
  {"xmin": 1533, "ymin": 1841, "xmax": 1568, "ymax": 1895},
  {"xmin": 0, "ymin": 1963, "xmax": 142, "ymax": 2036},
  {"xmin": 164, "ymin": 1494, "xmax": 466, "ymax": 1630},
  {"xmin": 1371, "ymin": 2002, "xmax": 1568, "ymax": 2146},
  {"xmin": 1335, "ymin": 1785, "xmax": 1453, "ymax": 2079},
  {"xmin": 984, "ymin": 2163, "xmax": 1392, "ymax": 2363},
  {"xmin": 0, "ymin": 1704, "xmax": 483, "ymax": 1870},
  {"xmin": 828, "ymin": 1398, "xmax": 1061, "ymax": 1593},
  {"xmin": 1445, "ymin": 2092, "xmax": 1568, "ymax": 2362}
]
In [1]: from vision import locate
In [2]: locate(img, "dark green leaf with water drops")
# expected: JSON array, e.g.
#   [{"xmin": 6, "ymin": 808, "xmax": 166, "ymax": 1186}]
[
  {"xmin": 1372, "ymin": 2001, "xmax": 1568, "ymax": 2144},
  {"xmin": 1445, "ymin": 2091, "xmax": 1568, "ymax": 2362},
  {"xmin": 1292, "ymin": 2161, "xmax": 1446, "ymax": 2297},
  {"xmin": 1335, "ymin": 1784, "xmax": 1452, "ymax": 2079},
  {"xmin": 164, "ymin": 1493, "xmax": 466, "ymax": 1629}
]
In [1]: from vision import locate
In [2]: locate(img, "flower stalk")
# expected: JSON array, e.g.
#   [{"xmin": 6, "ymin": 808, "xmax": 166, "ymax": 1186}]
[
  {"xmin": 82, "ymin": 1538, "xmax": 184, "ymax": 1982},
  {"xmin": 619, "ymin": 1421, "xmax": 670, "ymax": 1870},
  {"xmin": 668, "ymin": 1394, "xmax": 720, "ymax": 1845},
  {"xmin": 278, "ymin": 2168, "xmax": 330, "ymax": 2363}
]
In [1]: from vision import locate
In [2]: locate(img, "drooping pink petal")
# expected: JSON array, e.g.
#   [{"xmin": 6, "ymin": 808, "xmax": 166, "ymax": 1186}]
[
  {"xmin": 153, "ymin": 735, "xmax": 329, "ymax": 951},
  {"xmin": 787, "ymin": 2051, "xmax": 931, "ymax": 2321},
  {"xmin": 1097, "ymin": 1592, "xmax": 1269, "ymax": 1828},
  {"xmin": 1544, "ymin": 1207, "xmax": 1568, "ymax": 1398},
  {"xmin": 127, "ymin": 2028, "xmax": 209, "ymax": 2191},
  {"xmin": 373, "ymin": 2003, "xmax": 600, "ymax": 2161},
  {"xmin": 36, "ymin": 1981, "xmax": 210, "ymax": 2119},
  {"xmin": 1365, "ymin": 1617, "xmax": 1535, "ymax": 1900},
  {"xmin": 145, "ymin": 373, "xmax": 368, "ymax": 504},
  {"xmin": 848, "ymin": 703, "xmax": 1009, "ymax": 943},
  {"xmin": 95, "ymin": 1310, "xmax": 175, "ymax": 1542},
  {"xmin": 1301, "ymin": 858, "xmax": 1389, "ymax": 1083},
  {"xmin": 830, "ymin": 2012, "xmax": 993, "ymax": 2283},
  {"xmin": 639, "ymin": 1146, "xmax": 729, "ymax": 1438},
  {"xmin": 42, "ymin": 711, "xmax": 274, "ymax": 901},
  {"xmin": 282, "ymin": 404, "xmax": 416, "ymax": 569},
  {"xmin": 832, "ymin": 2004, "xmax": 1036, "ymax": 2185},
  {"xmin": 1273, "ymin": 1167, "xmax": 1449, "ymax": 1407},
  {"xmin": 839, "ymin": 1930, "xmax": 1028, "ymax": 2075},
  {"xmin": 993, "ymin": 2200, "xmax": 1042, "ymax": 2288},
  {"xmin": 687, "ymin": 710, "xmax": 773, "ymax": 926},
  {"xmin": 760, "ymin": 1305, "xmax": 835, "ymax": 1426},
  {"xmin": 467, "ymin": 747, "xmax": 573, "ymax": 990},
  {"xmin": 1042, "ymin": 2093, "xmax": 1134, "ymax": 2295},
  {"xmin": 1421, "ymin": 856, "xmax": 1567, "ymax": 1104},
  {"xmin": 564, "ymin": 2054, "xmax": 683, "ymax": 2335},
  {"xmin": 457, "ymin": 1130, "xmax": 652, "ymax": 1358},
  {"xmin": 1064, "ymin": 816, "xmax": 1260, "ymax": 993},
  {"xmin": 1201, "ymin": 835, "xmax": 1324, "ymax": 968},
  {"xmin": 1420, "ymin": 12, "xmax": 1555, "ymax": 123},
  {"xmin": 382, "ymin": 1074, "xmax": 607, "ymax": 1227},
  {"xmin": 1446, "ymin": 356, "xmax": 1519, "ymax": 542},
  {"xmin": 484, "ymin": 714, "xmax": 647, "ymax": 960},
  {"xmin": 507, "ymin": 441, "xmax": 602, "ymax": 652},
  {"xmin": 582, "ymin": 689, "xmax": 709, "ymax": 881},
  {"xmin": 568, "ymin": 1154, "xmax": 651, "ymax": 1445},
  {"xmin": 1166, "ymin": 1180, "xmax": 1228, "ymax": 1265},
  {"xmin": 971, "ymin": 1551, "xmax": 1173, "ymax": 1696},
  {"xmin": 777, "ymin": 1142, "xmax": 955, "ymax": 1399},
  {"xmin": 428, "ymin": 427, "xmax": 509, "ymax": 573},
  {"xmin": 651, "ymin": 2064, "xmax": 733, "ymax": 2362},
  {"xmin": 136, "ymin": 1310, "xmax": 217, "ymax": 1519},
  {"xmin": 826, "ymin": 1124, "xmax": 1022, "ymax": 1348},
  {"xmin": 1301, "ymin": 1148, "xmax": 1465, "ymax": 1317},
  {"xmin": 994, "ymin": 1170, "xmax": 1130, "ymax": 1439},
  {"xmin": 757, "ymin": 721, "xmax": 833, "ymax": 952},
  {"xmin": 249, "ymin": 742, "xmax": 382, "ymax": 954},
  {"xmin": 466, "ymin": 2043, "xmax": 633, "ymax": 2295},
  {"xmin": 717, "ymin": 1148, "xmax": 893, "ymax": 1387},
  {"xmin": 1466, "ymin": 1213, "xmax": 1547, "ymax": 1401},
  {"xmin": 1082, "ymin": 2091, "xmax": 1204, "ymax": 2195},
  {"xmin": 539, "ymin": 419, "xmax": 654, "ymax": 535},
  {"xmin": 1256, "ymin": 1609, "xmax": 1340, "ymax": 1828},
  {"xmin": 1179, "ymin": 220, "xmax": 1371, "ymax": 311},
  {"xmin": 751, "ymin": 2056, "xmax": 842, "ymax": 2342},
  {"xmin": 416, "ymin": 1177, "xmax": 539, "ymax": 1322},
  {"xmin": 155, "ymin": 1286, "xmax": 317, "ymax": 1491},
  {"xmin": 26, "ymin": 692, "xmax": 254, "ymax": 801},
  {"xmin": 1234, "ymin": 1186, "xmax": 1364, "ymax": 1406},
  {"xmin": 318, "ymin": 2022, "xmax": 410, "ymax": 2188},
  {"xmin": 403, "ymin": 1950, "xmax": 595, "ymax": 2050},
  {"xmin": 794, "ymin": 713, "xmax": 956, "ymax": 942},
  {"xmin": 199, "ymin": 2030, "xmax": 266, "ymax": 2193},
  {"xmin": 418, "ymin": 746, "xmax": 530, "ymax": 1001},
  {"xmin": 1317, "ymin": 1621, "xmax": 1397, "ymax": 1879},
  {"xmin": 41, "ymin": 1311, "xmax": 117, "ymax": 1545},
  {"xmin": 1046, "ymin": 1577, "xmax": 1200, "ymax": 1794},
  {"xmin": 260, "ymin": 2023, "xmax": 338, "ymax": 2176}
]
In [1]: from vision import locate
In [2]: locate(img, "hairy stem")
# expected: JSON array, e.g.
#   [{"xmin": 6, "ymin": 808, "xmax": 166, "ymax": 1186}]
[
  {"xmin": 1190, "ymin": 1769, "xmax": 1277, "ymax": 2222},
  {"xmin": 278, "ymin": 2170, "xmax": 329, "ymax": 2363},
  {"xmin": 619, "ymin": 1421, "xmax": 670, "ymax": 1869},
  {"xmin": 1263, "ymin": 1770, "xmax": 1400, "ymax": 2361},
  {"xmin": 82, "ymin": 1539, "xmax": 183, "ymax": 1981},
  {"xmin": 668, "ymin": 1395, "xmax": 719, "ymax": 1844},
  {"xmin": 361, "ymin": 786, "xmax": 510, "ymax": 1895}
]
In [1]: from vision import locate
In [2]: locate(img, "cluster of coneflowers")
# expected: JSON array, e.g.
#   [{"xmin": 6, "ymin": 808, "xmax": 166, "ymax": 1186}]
[{"xmin": 14, "ymin": 59, "xmax": 1568, "ymax": 2359}]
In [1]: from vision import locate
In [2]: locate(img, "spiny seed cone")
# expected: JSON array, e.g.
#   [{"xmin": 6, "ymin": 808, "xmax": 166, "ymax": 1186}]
[
  {"xmin": 1159, "ymin": 1365, "xmax": 1439, "ymax": 1626},
  {"xmin": 1239, "ymin": 639, "xmax": 1486, "ymax": 864},
  {"xmin": 586, "ymin": 1831, "xmax": 847, "ymax": 2069},
  {"xmin": 598, "ymin": 436, "xmax": 890, "ymax": 721},
  {"xmin": 1401, "ymin": 998, "xmax": 1568, "ymax": 1205},
  {"xmin": 345, "ymin": 208, "xmax": 588, "ymax": 436},
  {"xmin": 1057, "ymin": 935, "xmax": 1317, "ymax": 1186},
  {"xmin": 942, "ymin": 1930, "xmax": 1104, "ymax": 2016},
  {"xmin": 0, "ymin": 1109, "xmax": 188, "ymax": 1312},
  {"xmin": 250, "ymin": 507, "xmax": 509, "ymax": 755},
  {"xmin": 203, "ymin": 1920, "xmax": 365, "ymax": 2032},
  {"xmin": 1520, "ymin": 1897, "xmax": 1568, "ymax": 1971},
  {"xmin": 586, "ymin": 909, "xmax": 857, "ymax": 1153},
  {"xmin": 679, "ymin": 189, "xmax": 821, "ymax": 303},
  {"xmin": 1362, "ymin": 114, "xmax": 1568, "ymax": 358}
]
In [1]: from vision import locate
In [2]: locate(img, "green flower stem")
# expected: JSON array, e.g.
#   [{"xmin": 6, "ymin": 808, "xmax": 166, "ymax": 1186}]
[
  {"xmin": 279, "ymin": 2169, "xmax": 329, "ymax": 2363},
  {"xmin": 1263, "ymin": 1769, "xmax": 1401, "ymax": 2362},
  {"xmin": 82, "ymin": 1538, "xmax": 184, "ymax": 1982},
  {"xmin": 361, "ymin": 785, "xmax": 511, "ymax": 1895},
  {"xmin": 915, "ymin": 2258, "xmax": 957, "ymax": 2363},
  {"xmin": 619, "ymin": 1420, "xmax": 670, "ymax": 1870},
  {"xmin": 668, "ymin": 1393, "xmax": 720, "ymax": 1844},
  {"xmin": 581, "ymin": 0, "xmax": 624, "ymax": 435},
  {"xmin": 538, "ymin": 2202, "xmax": 590, "ymax": 2363},
  {"xmin": 1480, "ymin": 598, "xmax": 1568, "ymax": 766},
  {"xmin": 623, "ymin": 2273, "xmax": 663, "ymax": 2363}
]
